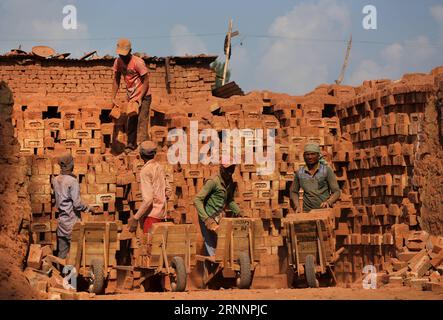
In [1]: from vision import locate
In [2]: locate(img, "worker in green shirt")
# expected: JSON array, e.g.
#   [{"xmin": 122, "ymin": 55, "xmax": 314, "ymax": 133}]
[
  {"xmin": 290, "ymin": 143, "xmax": 341, "ymax": 213},
  {"xmin": 194, "ymin": 160, "xmax": 242, "ymax": 257}
]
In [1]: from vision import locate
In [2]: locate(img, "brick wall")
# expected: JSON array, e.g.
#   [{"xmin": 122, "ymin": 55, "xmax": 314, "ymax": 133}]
[{"xmin": 0, "ymin": 55, "xmax": 216, "ymax": 101}]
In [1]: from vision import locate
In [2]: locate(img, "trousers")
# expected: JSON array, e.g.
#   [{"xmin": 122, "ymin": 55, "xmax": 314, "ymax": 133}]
[
  {"xmin": 198, "ymin": 217, "xmax": 217, "ymax": 256},
  {"xmin": 127, "ymin": 94, "xmax": 152, "ymax": 149}
]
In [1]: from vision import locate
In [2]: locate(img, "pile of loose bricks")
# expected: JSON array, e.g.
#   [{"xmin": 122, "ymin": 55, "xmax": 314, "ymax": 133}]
[{"xmin": 0, "ymin": 52, "xmax": 442, "ymax": 293}]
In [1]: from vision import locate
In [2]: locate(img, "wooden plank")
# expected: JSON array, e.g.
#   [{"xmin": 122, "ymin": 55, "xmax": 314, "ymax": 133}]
[
  {"xmin": 316, "ymin": 222, "xmax": 325, "ymax": 274},
  {"xmin": 79, "ymin": 231, "xmax": 118, "ymax": 242},
  {"xmin": 82, "ymin": 230, "xmax": 86, "ymax": 276},
  {"xmin": 104, "ymin": 222, "xmax": 110, "ymax": 273},
  {"xmin": 77, "ymin": 240, "xmax": 118, "ymax": 249},
  {"xmin": 293, "ymin": 223, "xmax": 328, "ymax": 233},
  {"xmin": 152, "ymin": 232, "xmax": 197, "ymax": 243},
  {"xmin": 161, "ymin": 232, "xmax": 170, "ymax": 274},
  {"xmin": 223, "ymin": 221, "xmax": 233, "ymax": 266},
  {"xmin": 292, "ymin": 224, "xmax": 300, "ymax": 275},
  {"xmin": 248, "ymin": 225, "xmax": 254, "ymax": 263},
  {"xmin": 230, "ymin": 228, "xmax": 234, "ymax": 268},
  {"xmin": 289, "ymin": 231, "xmax": 330, "ymax": 239},
  {"xmin": 72, "ymin": 221, "xmax": 119, "ymax": 232},
  {"xmin": 284, "ymin": 224, "xmax": 294, "ymax": 267},
  {"xmin": 74, "ymin": 224, "xmax": 85, "ymax": 272},
  {"xmin": 185, "ymin": 225, "xmax": 191, "ymax": 273},
  {"xmin": 150, "ymin": 238, "xmax": 197, "ymax": 250}
]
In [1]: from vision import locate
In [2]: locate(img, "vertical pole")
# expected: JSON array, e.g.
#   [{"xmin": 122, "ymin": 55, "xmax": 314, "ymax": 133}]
[{"xmin": 222, "ymin": 19, "xmax": 233, "ymax": 86}]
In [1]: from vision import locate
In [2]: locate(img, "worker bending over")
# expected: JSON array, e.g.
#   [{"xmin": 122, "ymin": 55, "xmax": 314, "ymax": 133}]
[
  {"xmin": 111, "ymin": 38, "xmax": 151, "ymax": 153},
  {"xmin": 194, "ymin": 160, "xmax": 242, "ymax": 257}
]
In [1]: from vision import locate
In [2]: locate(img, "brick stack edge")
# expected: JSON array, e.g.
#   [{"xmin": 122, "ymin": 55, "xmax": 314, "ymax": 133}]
[{"xmin": 1, "ymin": 54, "xmax": 442, "ymax": 290}]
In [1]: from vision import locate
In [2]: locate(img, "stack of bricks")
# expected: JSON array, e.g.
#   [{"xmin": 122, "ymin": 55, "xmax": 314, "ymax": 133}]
[
  {"xmin": 156, "ymin": 89, "xmax": 358, "ymax": 287},
  {"xmin": 160, "ymin": 93, "xmax": 284, "ymax": 263},
  {"xmin": 271, "ymin": 89, "xmax": 347, "ymax": 192},
  {"xmin": 15, "ymin": 103, "xmax": 107, "ymax": 157},
  {"xmin": 12, "ymin": 77, "xmax": 366, "ymax": 288},
  {"xmin": 162, "ymin": 59, "xmax": 215, "ymax": 100},
  {"xmin": 0, "ymin": 54, "xmax": 214, "ymax": 255},
  {"xmin": 331, "ymin": 71, "xmax": 439, "ymax": 284},
  {"xmin": 3, "ymin": 51, "xmax": 442, "ymax": 289}
]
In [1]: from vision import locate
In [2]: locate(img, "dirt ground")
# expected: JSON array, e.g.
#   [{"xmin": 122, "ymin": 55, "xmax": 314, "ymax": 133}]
[{"xmin": 93, "ymin": 286, "xmax": 442, "ymax": 300}]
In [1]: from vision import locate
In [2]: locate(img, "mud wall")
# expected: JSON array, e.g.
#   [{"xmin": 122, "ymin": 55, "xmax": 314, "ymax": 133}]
[
  {"xmin": 0, "ymin": 81, "xmax": 37, "ymax": 299},
  {"xmin": 413, "ymin": 71, "xmax": 443, "ymax": 235}
]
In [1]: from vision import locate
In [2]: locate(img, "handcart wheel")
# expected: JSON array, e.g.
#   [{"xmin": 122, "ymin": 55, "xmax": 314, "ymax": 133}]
[
  {"xmin": 236, "ymin": 251, "xmax": 252, "ymax": 289},
  {"xmin": 170, "ymin": 256, "xmax": 187, "ymax": 292},
  {"xmin": 305, "ymin": 254, "xmax": 319, "ymax": 288},
  {"xmin": 89, "ymin": 259, "xmax": 105, "ymax": 294}
]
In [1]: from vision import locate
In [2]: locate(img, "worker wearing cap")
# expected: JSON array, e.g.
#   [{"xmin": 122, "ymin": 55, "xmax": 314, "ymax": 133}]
[
  {"xmin": 193, "ymin": 158, "xmax": 242, "ymax": 257},
  {"xmin": 128, "ymin": 141, "xmax": 172, "ymax": 236},
  {"xmin": 111, "ymin": 38, "xmax": 151, "ymax": 153},
  {"xmin": 52, "ymin": 153, "xmax": 95, "ymax": 259},
  {"xmin": 290, "ymin": 143, "xmax": 341, "ymax": 213}
]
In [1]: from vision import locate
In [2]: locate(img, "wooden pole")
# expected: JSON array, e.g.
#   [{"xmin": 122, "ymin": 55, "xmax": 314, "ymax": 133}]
[
  {"xmin": 222, "ymin": 19, "xmax": 233, "ymax": 86},
  {"xmin": 336, "ymin": 34, "xmax": 352, "ymax": 85}
]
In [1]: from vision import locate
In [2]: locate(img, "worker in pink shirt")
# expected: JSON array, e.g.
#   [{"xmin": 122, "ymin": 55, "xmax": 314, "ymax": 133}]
[
  {"xmin": 128, "ymin": 141, "xmax": 172, "ymax": 253},
  {"xmin": 111, "ymin": 38, "xmax": 151, "ymax": 153}
]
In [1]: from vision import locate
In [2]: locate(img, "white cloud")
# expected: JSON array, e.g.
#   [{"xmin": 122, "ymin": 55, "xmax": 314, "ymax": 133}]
[
  {"xmin": 0, "ymin": 0, "xmax": 91, "ymax": 58},
  {"xmin": 170, "ymin": 24, "xmax": 207, "ymax": 56},
  {"xmin": 348, "ymin": 59, "xmax": 384, "ymax": 84},
  {"xmin": 256, "ymin": 0, "xmax": 351, "ymax": 94},
  {"xmin": 381, "ymin": 43, "xmax": 403, "ymax": 62},
  {"xmin": 349, "ymin": 36, "xmax": 438, "ymax": 85},
  {"xmin": 349, "ymin": 6, "xmax": 443, "ymax": 85}
]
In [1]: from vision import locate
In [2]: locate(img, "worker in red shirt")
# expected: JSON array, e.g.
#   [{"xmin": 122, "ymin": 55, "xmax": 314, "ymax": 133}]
[{"xmin": 111, "ymin": 38, "xmax": 151, "ymax": 153}]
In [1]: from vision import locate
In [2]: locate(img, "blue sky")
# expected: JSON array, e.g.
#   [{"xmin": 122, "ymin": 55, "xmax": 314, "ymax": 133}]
[{"xmin": 0, "ymin": 0, "xmax": 442, "ymax": 94}]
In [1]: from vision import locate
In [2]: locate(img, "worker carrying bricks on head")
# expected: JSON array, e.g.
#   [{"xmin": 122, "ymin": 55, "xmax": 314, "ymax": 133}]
[
  {"xmin": 111, "ymin": 38, "xmax": 151, "ymax": 154},
  {"xmin": 128, "ymin": 141, "xmax": 172, "ymax": 250},
  {"xmin": 52, "ymin": 153, "xmax": 95, "ymax": 259},
  {"xmin": 193, "ymin": 157, "xmax": 243, "ymax": 257},
  {"xmin": 290, "ymin": 143, "xmax": 341, "ymax": 213}
]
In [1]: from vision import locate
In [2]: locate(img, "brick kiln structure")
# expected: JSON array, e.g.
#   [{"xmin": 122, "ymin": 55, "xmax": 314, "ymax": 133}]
[{"xmin": 0, "ymin": 52, "xmax": 442, "ymax": 296}]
